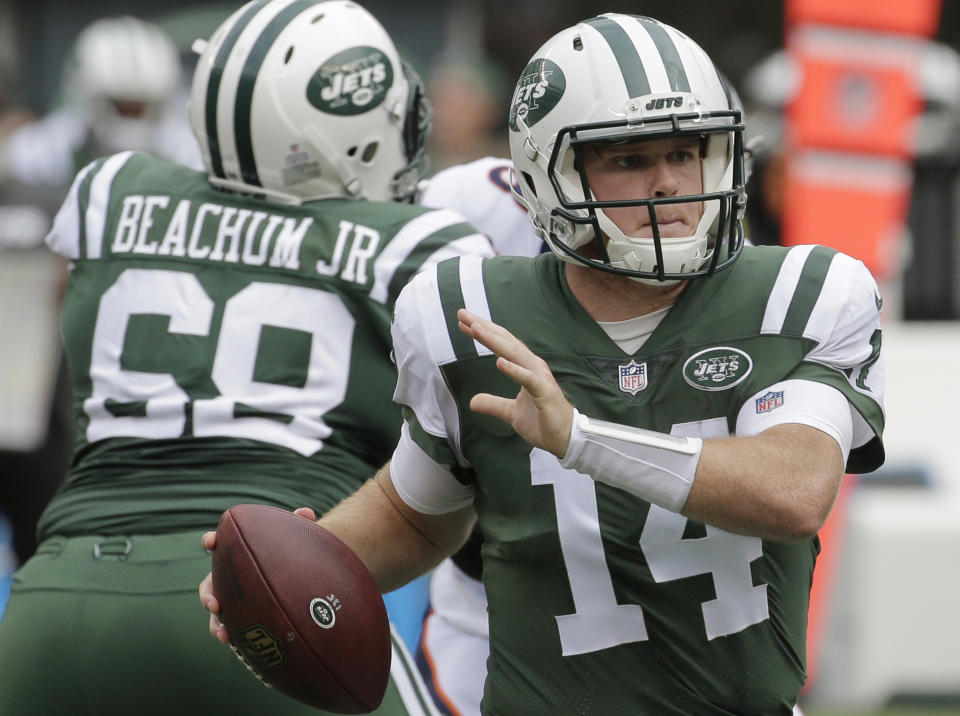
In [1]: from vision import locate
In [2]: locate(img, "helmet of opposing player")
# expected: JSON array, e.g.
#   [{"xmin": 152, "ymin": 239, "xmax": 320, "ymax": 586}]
[
  {"xmin": 189, "ymin": 0, "xmax": 430, "ymax": 205},
  {"xmin": 64, "ymin": 16, "xmax": 182, "ymax": 155},
  {"xmin": 508, "ymin": 14, "xmax": 746, "ymax": 284}
]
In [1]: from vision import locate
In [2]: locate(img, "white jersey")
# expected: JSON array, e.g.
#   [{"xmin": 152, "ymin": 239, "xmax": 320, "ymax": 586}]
[
  {"xmin": 4, "ymin": 104, "xmax": 202, "ymax": 186},
  {"xmin": 418, "ymin": 157, "xmax": 545, "ymax": 258}
]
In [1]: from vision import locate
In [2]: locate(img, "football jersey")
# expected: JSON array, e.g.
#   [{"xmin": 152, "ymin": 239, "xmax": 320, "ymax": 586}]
[
  {"xmin": 391, "ymin": 247, "xmax": 885, "ymax": 715},
  {"xmin": 417, "ymin": 157, "xmax": 546, "ymax": 258},
  {"xmin": 38, "ymin": 151, "xmax": 493, "ymax": 539}
]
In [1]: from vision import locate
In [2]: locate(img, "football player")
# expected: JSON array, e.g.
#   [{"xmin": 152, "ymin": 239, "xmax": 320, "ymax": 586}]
[
  {"xmin": 204, "ymin": 13, "xmax": 885, "ymax": 714},
  {"xmin": 4, "ymin": 16, "xmax": 201, "ymax": 185},
  {"xmin": 414, "ymin": 157, "xmax": 543, "ymax": 716},
  {"xmin": 0, "ymin": 2, "xmax": 493, "ymax": 714}
]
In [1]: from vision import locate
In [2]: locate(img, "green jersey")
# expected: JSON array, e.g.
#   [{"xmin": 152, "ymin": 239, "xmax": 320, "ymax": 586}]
[
  {"xmin": 39, "ymin": 151, "xmax": 493, "ymax": 539},
  {"xmin": 391, "ymin": 248, "xmax": 885, "ymax": 715}
]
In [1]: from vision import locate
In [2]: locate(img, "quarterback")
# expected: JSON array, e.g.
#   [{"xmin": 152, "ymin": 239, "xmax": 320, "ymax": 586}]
[{"xmin": 203, "ymin": 12, "xmax": 885, "ymax": 715}]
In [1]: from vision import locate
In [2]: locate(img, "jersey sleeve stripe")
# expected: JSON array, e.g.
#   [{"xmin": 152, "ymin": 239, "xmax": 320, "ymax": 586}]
[
  {"xmin": 760, "ymin": 244, "xmax": 816, "ymax": 335},
  {"xmin": 460, "ymin": 256, "xmax": 494, "ymax": 357},
  {"xmin": 436, "ymin": 257, "xmax": 477, "ymax": 360},
  {"xmin": 382, "ymin": 230, "xmax": 491, "ymax": 307},
  {"xmin": 84, "ymin": 151, "xmax": 135, "ymax": 260},
  {"xmin": 802, "ymin": 252, "xmax": 868, "ymax": 346},
  {"xmin": 779, "ymin": 245, "xmax": 837, "ymax": 337},
  {"xmin": 403, "ymin": 264, "xmax": 456, "ymax": 367},
  {"xmin": 370, "ymin": 209, "xmax": 472, "ymax": 304},
  {"xmin": 44, "ymin": 159, "xmax": 100, "ymax": 260}
]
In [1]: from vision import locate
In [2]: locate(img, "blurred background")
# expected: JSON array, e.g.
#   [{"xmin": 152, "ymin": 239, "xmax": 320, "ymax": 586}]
[{"xmin": 1, "ymin": 1, "xmax": 958, "ymax": 714}]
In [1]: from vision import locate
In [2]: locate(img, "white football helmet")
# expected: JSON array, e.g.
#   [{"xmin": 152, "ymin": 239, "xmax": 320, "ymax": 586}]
[
  {"xmin": 508, "ymin": 14, "xmax": 746, "ymax": 283},
  {"xmin": 64, "ymin": 16, "xmax": 183, "ymax": 155},
  {"xmin": 189, "ymin": 0, "xmax": 430, "ymax": 205}
]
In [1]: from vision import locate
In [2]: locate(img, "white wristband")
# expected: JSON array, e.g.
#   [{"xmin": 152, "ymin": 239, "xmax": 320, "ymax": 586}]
[{"xmin": 559, "ymin": 409, "xmax": 702, "ymax": 513}]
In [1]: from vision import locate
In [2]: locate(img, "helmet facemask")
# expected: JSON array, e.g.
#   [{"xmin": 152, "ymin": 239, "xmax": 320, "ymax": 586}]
[
  {"xmin": 391, "ymin": 60, "xmax": 432, "ymax": 203},
  {"xmin": 508, "ymin": 14, "xmax": 748, "ymax": 285},
  {"xmin": 545, "ymin": 112, "xmax": 746, "ymax": 284}
]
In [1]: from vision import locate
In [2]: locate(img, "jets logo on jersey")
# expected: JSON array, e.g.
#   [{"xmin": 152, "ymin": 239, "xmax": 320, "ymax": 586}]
[
  {"xmin": 682, "ymin": 347, "xmax": 752, "ymax": 392},
  {"xmin": 755, "ymin": 390, "xmax": 784, "ymax": 413},
  {"xmin": 509, "ymin": 58, "xmax": 565, "ymax": 131},
  {"xmin": 618, "ymin": 360, "xmax": 648, "ymax": 395},
  {"xmin": 306, "ymin": 46, "xmax": 393, "ymax": 116}
]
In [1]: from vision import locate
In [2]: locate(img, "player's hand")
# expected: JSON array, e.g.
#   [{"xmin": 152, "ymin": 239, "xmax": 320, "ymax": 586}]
[
  {"xmin": 199, "ymin": 506, "xmax": 318, "ymax": 643},
  {"xmin": 457, "ymin": 309, "xmax": 573, "ymax": 458}
]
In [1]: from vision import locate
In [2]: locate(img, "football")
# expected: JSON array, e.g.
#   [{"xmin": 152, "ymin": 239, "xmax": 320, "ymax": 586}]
[{"xmin": 212, "ymin": 504, "xmax": 391, "ymax": 713}]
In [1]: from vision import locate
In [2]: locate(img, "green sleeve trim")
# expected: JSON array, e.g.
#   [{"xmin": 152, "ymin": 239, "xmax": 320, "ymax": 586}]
[
  {"xmin": 384, "ymin": 220, "xmax": 477, "ymax": 306},
  {"xmin": 436, "ymin": 257, "xmax": 478, "ymax": 360},
  {"xmin": 76, "ymin": 157, "xmax": 109, "ymax": 260},
  {"xmin": 780, "ymin": 246, "xmax": 836, "ymax": 337},
  {"xmin": 401, "ymin": 406, "xmax": 472, "ymax": 486}
]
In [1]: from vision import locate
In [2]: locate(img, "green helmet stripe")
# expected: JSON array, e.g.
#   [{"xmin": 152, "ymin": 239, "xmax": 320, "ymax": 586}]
[
  {"xmin": 780, "ymin": 246, "xmax": 838, "ymax": 336},
  {"xmin": 437, "ymin": 258, "xmax": 479, "ymax": 360},
  {"xmin": 635, "ymin": 17, "xmax": 690, "ymax": 92},
  {"xmin": 205, "ymin": 0, "xmax": 269, "ymax": 179},
  {"xmin": 235, "ymin": 0, "xmax": 321, "ymax": 187},
  {"xmin": 584, "ymin": 16, "xmax": 650, "ymax": 98}
]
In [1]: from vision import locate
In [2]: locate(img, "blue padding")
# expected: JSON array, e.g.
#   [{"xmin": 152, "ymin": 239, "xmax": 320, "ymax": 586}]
[{"xmin": 383, "ymin": 572, "xmax": 432, "ymax": 652}]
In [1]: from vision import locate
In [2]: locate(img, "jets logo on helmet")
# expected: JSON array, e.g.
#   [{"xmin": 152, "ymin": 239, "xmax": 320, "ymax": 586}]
[
  {"xmin": 307, "ymin": 47, "xmax": 394, "ymax": 115},
  {"xmin": 508, "ymin": 59, "xmax": 565, "ymax": 131},
  {"xmin": 508, "ymin": 13, "xmax": 746, "ymax": 285},
  {"xmin": 188, "ymin": 0, "xmax": 429, "ymax": 205}
]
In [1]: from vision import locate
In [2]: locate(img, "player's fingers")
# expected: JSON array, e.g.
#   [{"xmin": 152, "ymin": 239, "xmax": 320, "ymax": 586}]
[
  {"xmin": 201, "ymin": 530, "xmax": 217, "ymax": 550},
  {"xmin": 458, "ymin": 310, "xmax": 538, "ymax": 367},
  {"xmin": 469, "ymin": 392, "xmax": 514, "ymax": 421},
  {"xmin": 293, "ymin": 507, "xmax": 317, "ymax": 521},
  {"xmin": 199, "ymin": 572, "xmax": 218, "ymax": 611},
  {"xmin": 210, "ymin": 613, "xmax": 230, "ymax": 644}
]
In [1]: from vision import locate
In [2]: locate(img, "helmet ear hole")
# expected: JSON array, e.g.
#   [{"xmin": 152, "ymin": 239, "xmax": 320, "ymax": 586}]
[
  {"xmin": 283, "ymin": 47, "xmax": 294, "ymax": 64},
  {"xmin": 521, "ymin": 171, "xmax": 537, "ymax": 197},
  {"xmin": 347, "ymin": 146, "xmax": 358, "ymax": 157},
  {"xmin": 361, "ymin": 142, "xmax": 379, "ymax": 163}
]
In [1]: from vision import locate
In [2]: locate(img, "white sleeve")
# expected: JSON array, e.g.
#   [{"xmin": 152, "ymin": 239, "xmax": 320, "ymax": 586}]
[
  {"xmin": 44, "ymin": 159, "xmax": 100, "ymax": 259},
  {"xmin": 389, "ymin": 267, "xmax": 475, "ymax": 513},
  {"xmin": 418, "ymin": 157, "xmax": 544, "ymax": 258},
  {"xmin": 390, "ymin": 422, "xmax": 474, "ymax": 515},
  {"xmin": 736, "ymin": 379, "xmax": 853, "ymax": 461}
]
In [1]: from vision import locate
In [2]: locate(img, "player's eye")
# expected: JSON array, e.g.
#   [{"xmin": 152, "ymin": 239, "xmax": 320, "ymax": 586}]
[
  {"xmin": 669, "ymin": 149, "xmax": 696, "ymax": 165},
  {"xmin": 611, "ymin": 153, "xmax": 649, "ymax": 170}
]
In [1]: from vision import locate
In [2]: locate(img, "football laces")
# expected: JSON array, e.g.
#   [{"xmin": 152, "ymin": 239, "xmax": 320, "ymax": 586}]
[{"xmin": 229, "ymin": 643, "xmax": 273, "ymax": 688}]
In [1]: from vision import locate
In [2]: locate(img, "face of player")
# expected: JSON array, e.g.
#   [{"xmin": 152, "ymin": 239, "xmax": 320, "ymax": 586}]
[{"xmin": 581, "ymin": 135, "xmax": 705, "ymax": 238}]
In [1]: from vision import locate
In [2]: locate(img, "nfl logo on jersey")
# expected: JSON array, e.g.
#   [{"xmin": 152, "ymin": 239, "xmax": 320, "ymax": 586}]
[
  {"xmin": 618, "ymin": 360, "xmax": 648, "ymax": 395},
  {"xmin": 755, "ymin": 390, "xmax": 784, "ymax": 413}
]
